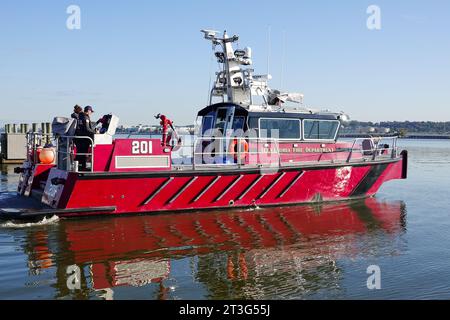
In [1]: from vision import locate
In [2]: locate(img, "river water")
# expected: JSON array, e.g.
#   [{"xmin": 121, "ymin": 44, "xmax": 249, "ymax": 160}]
[{"xmin": 0, "ymin": 139, "xmax": 449, "ymax": 300}]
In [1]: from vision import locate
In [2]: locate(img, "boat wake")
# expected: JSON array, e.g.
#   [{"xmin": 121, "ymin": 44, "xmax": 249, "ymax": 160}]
[{"xmin": 0, "ymin": 215, "xmax": 59, "ymax": 228}]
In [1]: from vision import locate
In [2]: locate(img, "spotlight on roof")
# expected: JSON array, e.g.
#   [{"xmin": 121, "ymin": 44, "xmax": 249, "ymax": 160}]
[
  {"xmin": 338, "ymin": 112, "xmax": 351, "ymax": 125},
  {"xmin": 201, "ymin": 29, "xmax": 219, "ymax": 40}
]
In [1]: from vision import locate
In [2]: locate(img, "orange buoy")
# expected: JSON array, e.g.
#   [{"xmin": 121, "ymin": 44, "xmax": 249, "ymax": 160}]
[
  {"xmin": 39, "ymin": 147, "xmax": 56, "ymax": 164},
  {"xmin": 229, "ymin": 139, "xmax": 249, "ymax": 160}
]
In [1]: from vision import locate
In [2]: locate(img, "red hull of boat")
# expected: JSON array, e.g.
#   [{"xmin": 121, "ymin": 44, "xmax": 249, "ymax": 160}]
[{"xmin": 42, "ymin": 153, "xmax": 406, "ymax": 218}]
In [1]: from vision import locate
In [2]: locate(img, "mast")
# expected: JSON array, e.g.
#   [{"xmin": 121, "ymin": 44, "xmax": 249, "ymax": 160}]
[
  {"xmin": 200, "ymin": 29, "xmax": 304, "ymax": 109},
  {"xmin": 201, "ymin": 30, "xmax": 253, "ymax": 106}
]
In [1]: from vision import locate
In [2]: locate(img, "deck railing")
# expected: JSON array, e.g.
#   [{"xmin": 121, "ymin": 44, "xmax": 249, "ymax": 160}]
[
  {"xmin": 191, "ymin": 137, "xmax": 282, "ymax": 170},
  {"xmin": 24, "ymin": 133, "xmax": 399, "ymax": 173},
  {"xmin": 25, "ymin": 133, "xmax": 95, "ymax": 172},
  {"xmin": 57, "ymin": 136, "xmax": 95, "ymax": 172},
  {"xmin": 173, "ymin": 136, "xmax": 400, "ymax": 170},
  {"xmin": 26, "ymin": 132, "xmax": 56, "ymax": 165},
  {"xmin": 345, "ymin": 136, "xmax": 399, "ymax": 163}
]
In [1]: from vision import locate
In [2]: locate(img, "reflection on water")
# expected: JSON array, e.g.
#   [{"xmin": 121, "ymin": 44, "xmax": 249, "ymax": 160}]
[
  {"xmin": 0, "ymin": 195, "xmax": 406, "ymax": 300},
  {"xmin": 6, "ymin": 139, "xmax": 450, "ymax": 299}
]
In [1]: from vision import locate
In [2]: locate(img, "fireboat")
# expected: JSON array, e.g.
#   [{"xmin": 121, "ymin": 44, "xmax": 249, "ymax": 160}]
[{"xmin": 0, "ymin": 30, "xmax": 407, "ymax": 221}]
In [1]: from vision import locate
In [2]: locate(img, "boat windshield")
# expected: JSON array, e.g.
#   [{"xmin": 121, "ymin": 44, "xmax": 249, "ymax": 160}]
[
  {"xmin": 232, "ymin": 116, "xmax": 244, "ymax": 131},
  {"xmin": 214, "ymin": 108, "xmax": 228, "ymax": 134},
  {"xmin": 200, "ymin": 107, "xmax": 245, "ymax": 137},
  {"xmin": 201, "ymin": 116, "xmax": 214, "ymax": 135}
]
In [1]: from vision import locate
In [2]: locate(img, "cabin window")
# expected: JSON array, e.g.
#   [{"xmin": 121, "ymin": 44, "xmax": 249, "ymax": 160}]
[
  {"xmin": 201, "ymin": 116, "xmax": 214, "ymax": 135},
  {"xmin": 232, "ymin": 116, "xmax": 245, "ymax": 131},
  {"xmin": 259, "ymin": 118, "xmax": 301, "ymax": 140},
  {"xmin": 248, "ymin": 117, "xmax": 259, "ymax": 129},
  {"xmin": 303, "ymin": 120, "xmax": 340, "ymax": 140},
  {"xmin": 214, "ymin": 108, "xmax": 229, "ymax": 133}
]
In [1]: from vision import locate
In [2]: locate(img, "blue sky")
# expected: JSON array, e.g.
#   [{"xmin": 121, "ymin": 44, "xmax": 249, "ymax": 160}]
[{"xmin": 0, "ymin": 0, "xmax": 449, "ymax": 125}]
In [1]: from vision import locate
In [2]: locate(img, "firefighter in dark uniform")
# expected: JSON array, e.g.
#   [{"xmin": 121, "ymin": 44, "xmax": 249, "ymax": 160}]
[
  {"xmin": 75, "ymin": 106, "xmax": 97, "ymax": 170},
  {"xmin": 71, "ymin": 105, "xmax": 82, "ymax": 120}
]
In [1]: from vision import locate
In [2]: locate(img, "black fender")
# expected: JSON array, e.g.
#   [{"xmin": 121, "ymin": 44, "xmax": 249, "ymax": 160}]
[{"xmin": 401, "ymin": 150, "xmax": 408, "ymax": 179}]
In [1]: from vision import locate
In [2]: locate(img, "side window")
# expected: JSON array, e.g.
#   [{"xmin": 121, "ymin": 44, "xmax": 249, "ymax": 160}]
[
  {"xmin": 247, "ymin": 117, "xmax": 259, "ymax": 137},
  {"xmin": 202, "ymin": 116, "xmax": 214, "ymax": 135},
  {"xmin": 259, "ymin": 118, "xmax": 301, "ymax": 139},
  {"xmin": 248, "ymin": 117, "xmax": 259, "ymax": 129},
  {"xmin": 303, "ymin": 120, "xmax": 340, "ymax": 140},
  {"xmin": 232, "ymin": 116, "xmax": 244, "ymax": 131}
]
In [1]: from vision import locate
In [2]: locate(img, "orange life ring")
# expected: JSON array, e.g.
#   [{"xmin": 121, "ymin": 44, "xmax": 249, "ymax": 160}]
[
  {"xmin": 229, "ymin": 139, "xmax": 249, "ymax": 160},
  {"xmin": 39, "ymin": 147, "xmax": 56, "ymax": 164}
]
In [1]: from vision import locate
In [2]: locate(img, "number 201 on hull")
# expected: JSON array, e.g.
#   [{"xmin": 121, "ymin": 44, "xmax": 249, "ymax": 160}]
[{"xmin": 132, "ymin": 141, "xmax": 153, "ymax": 154}]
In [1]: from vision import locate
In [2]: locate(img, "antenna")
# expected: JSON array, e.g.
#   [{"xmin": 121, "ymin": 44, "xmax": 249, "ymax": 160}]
[
  {"xmin": 267, "ymin": 25, "xmax": 271, "ymax": 76},
  {"xmin": 281, "ymin": 30, "xmax": 286, "ymax": 89},
  {"xmin": 206, "ymin": 51, "xmax": 213, "ymax": 106},
  {"xmin": 201, "ymin": 29, "xmax": 219, "ymax": 40},
  {"xmin": 202, "ymin": 28, "xmax": 218, "ymax": 105}
]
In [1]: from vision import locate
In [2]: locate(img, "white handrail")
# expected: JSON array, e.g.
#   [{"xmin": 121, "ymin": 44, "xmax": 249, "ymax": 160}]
[
  {"xmin": 57, "ymin": 136, "xmax": 95, "ymax": 172},
  {"xmin": 180, "ymin": 136, "xmax": 400, "ymax": 168},
  {"xmin": 346, "ymin": 136, "xmax": 399, "ymax": 162},
  {"xmin": 192, "ymin": 137, "xmax": 282, "ymax": 169}
]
